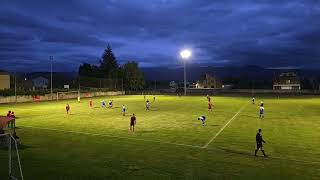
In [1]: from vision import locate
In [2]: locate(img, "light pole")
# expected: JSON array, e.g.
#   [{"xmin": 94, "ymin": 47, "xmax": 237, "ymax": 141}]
[
  {"xmin": 14, "ymin": 72, "xmax": 17, "ymax": 103},
  {"xmin": 180, "ymin": 49, "xmax": 191, "ymax": 96},
  {"xmin": 50, "ymin": 56, "xmax": 53, "ymax": 100}
]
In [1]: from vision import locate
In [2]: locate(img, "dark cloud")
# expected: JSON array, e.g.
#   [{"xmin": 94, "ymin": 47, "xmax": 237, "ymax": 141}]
[{"xmin": 0, "ymin": 0, "xmax": 319, "ymax": 72}]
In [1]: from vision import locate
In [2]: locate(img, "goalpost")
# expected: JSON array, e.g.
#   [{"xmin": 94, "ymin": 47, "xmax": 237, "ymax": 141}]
[
  {"xmin": 0, "ymin": 133, "xmax": 24, "ymax": 180},
  {"xmin": 56, "ymin": 91, "xmax": 80, "ymax": 101}
]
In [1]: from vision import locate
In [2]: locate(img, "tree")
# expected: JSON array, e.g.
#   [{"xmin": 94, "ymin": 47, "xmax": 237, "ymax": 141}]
[
  {"xmin": 100, "ymin": 44, "xmax": 118, "ymax": 78},
  {"xmin": 79, "ymin": 63, "xmax": 93, "ymax": 76},
  {"xmin": 122, "ymin": 61, "xmax": 145, "ymax": 90}
]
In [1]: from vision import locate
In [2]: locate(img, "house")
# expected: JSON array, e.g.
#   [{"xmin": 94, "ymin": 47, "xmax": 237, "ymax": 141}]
[
  {"xmin": 273, "ymin": 72, "xmax": 301, "ymax": 90},
  {"xmin": 0, "ymin": 71, "xmax": 10, "ymax": 90},
  {"xmin": 169, "ymin": 81, "xmax": 177, "ymax": 89},
  {"xmin": 196, "ymin": 73, "xmax": 222, "ymax": 88},
  {"xmin": 32, "ymin": 76, "xmax": 49, "ymax": 89}
]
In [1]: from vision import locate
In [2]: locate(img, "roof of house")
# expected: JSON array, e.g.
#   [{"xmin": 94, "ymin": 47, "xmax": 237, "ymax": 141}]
[{"xmin": 0, "ymin": 70, "xmax": 9, "ymax": 75}]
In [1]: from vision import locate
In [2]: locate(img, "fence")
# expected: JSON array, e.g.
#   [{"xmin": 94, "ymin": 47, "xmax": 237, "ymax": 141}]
[
  {"xmin": 0, "ymin": 91, "xmax": 124, "ymax": 104},
  {"xmin": 159, "ymin": 88, "xmax": 320, "ymax": 96}
]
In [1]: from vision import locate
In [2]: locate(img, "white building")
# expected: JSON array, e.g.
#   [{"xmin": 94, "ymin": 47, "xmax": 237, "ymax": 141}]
[{"xmin": 273, "ymin": 72, "xmax": 301, "ymax": 90}]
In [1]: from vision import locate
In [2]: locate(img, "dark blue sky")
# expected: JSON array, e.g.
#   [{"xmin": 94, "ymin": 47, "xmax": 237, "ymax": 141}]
[{"xmin": 0, "ymin": 0, "xmax": 320, "ymax": 72}]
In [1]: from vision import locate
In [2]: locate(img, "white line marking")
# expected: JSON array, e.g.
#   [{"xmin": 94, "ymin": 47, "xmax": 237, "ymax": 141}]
[
  {"xmin": 19, "ymin": 125, "xmax": 203, "ymax": 149},
  {"xmin": 202, "ymin": 104, "xmax": 247, "ymax": 148},
  {"xmin": 19, "ymin": 125, "xmax": 320, "ymax": 165}
]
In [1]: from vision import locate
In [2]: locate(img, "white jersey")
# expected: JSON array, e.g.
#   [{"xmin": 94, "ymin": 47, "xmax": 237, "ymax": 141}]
[{"xmin": 259, "ymin": 106, "xmax": 264, "ymax": 113}]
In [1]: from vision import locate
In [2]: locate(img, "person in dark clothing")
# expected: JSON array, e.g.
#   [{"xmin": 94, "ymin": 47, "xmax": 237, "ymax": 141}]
[
  {"xmin": 130, "ymin": 113, "xmax": 136, "ymax": 132},
  {"xmin": 255, "ymin": 129, "xmax": 267, "ymax": 157}
]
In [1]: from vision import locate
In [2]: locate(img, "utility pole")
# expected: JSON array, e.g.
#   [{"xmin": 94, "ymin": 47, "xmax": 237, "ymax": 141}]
[
  {"xmin": 14, "ymin": 72, "xmax": 17, "ymax": 103},
  {"xmin": 50, "ymin": 56, "xmax": 53, "ymax": 100},
  {"xmin": 184, "ymin": 61, "xmax": 187, "ymax": 96}
]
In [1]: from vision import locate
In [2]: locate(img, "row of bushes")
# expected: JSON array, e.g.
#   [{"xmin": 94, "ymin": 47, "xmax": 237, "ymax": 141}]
[
  {"xmin": 0, "ymin": 88, "xmax": 125, "ymax": 97},
  {"xmin": 0, "ymin": 89, "xmax": 50, "ymax": 97}
]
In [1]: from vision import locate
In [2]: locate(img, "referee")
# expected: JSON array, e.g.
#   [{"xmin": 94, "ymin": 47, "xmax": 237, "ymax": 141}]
[{"xmin": 255, "ymin": 129, "xmax": 267, "ymax": 157}]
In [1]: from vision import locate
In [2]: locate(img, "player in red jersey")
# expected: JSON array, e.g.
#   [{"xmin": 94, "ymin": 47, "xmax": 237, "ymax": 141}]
[
  {"xmin": 6, "ymin": 110, "xmax": 11, "ymax": 117},
  {"xmin": 89, "ymin": 99, "xmax": 93, "ymax": 108},
  {"xmin": 66, "ymin": 104, "xmax": 70, "ymax": 114},
  {"xmin": 130, "ymin": 113, "xmax": 136, "ymax": 132},
  {"xmin": 207, "ymin": 94, "xmax": 211, "ymax": 102},
  {"xmin": 208, "ymin": 102, "xmax": 213, "ymax": 111}
]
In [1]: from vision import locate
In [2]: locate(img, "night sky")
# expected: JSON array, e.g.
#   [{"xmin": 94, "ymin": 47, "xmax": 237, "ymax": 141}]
[{"xmin": 0, "ymin": 0, "xmax": 320, "ymax": 72}]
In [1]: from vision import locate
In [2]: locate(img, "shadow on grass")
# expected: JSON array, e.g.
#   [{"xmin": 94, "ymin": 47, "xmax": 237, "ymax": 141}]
[
  {"xmin": 241, "ymin": 114, "xmax": 258, "ymax": 118},
  {"xmin": 205, "ymin": 124, "xmax": 220, "ymax": 127},
  {"xmin": 136, "ymin": 130, "xmax": 155, "ymax": 134},
  {"xmin": 192, "ymin": 123, "xmax": 220, "ymax": 127},
  {"xmin": 218, "ymin": 147, "xmax": 254, "ymax": 157}
]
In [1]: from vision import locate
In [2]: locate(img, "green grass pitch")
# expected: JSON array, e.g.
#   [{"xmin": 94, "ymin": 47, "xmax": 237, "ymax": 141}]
[{"xmin": 0, "ymin": 95, "xmax": 319, "ymax": 179}]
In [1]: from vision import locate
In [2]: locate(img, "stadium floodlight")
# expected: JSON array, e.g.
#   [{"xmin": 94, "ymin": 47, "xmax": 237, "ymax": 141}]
[
  {"xmin": 180, "ymin": 49, "xmax": 192, "ymax": 59},
  {"xmin": 180, "ymin": 49, "xmax": 192, "ymax": 96}
]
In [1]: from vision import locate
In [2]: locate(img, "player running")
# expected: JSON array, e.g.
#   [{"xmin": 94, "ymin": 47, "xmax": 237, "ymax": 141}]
[
  {"xmin": 66, "ymin": 104, "xmax": 70, "ymax": 114},
  {"xmin": 122, "ymin": 105, "xmax": 126, "ymax": 116},
  {"xmin": 259, "ymin": 105, "xmax": 265, "ymax": 119},
  {"xmin": 252, "ymin": 97, "xmax": 255, "ymax": 104},
  {"xmin": 198, "ymin": 115, "xmax": 206, "ymax": 126},
  {"xmin": 108, "ymin": 100, "xmax": 113, "ymax": 108},
  {"xmin": 101, "ymin": 100, "xmax": 106, "ymax": 108},
  {"xmin": 255, "ymin": 129, "xmax": 267, "ymax": 157},
  {"xmin": 146, "ymin": 100, "xmax": 150, "ymax": 111},
  {"xmin": 208, "ymin": 102, "xmax": 213, "ymax": 112},
  {"xmin": 130, "ymin": 113, "xmax": 136, "ymax": 132}
]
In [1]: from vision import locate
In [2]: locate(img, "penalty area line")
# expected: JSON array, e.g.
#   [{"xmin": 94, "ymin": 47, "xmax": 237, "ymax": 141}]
[
  {"xmin": 19, "ymin": 125, "xmax": 203, "ymax": 149},
  {"xmin": 202, "ymin": 104, "xmax": 247, "ymax": 148}
]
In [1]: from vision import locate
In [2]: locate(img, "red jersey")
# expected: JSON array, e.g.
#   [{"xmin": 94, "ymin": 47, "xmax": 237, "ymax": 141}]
[
  {"xmin": 66, "ymin": 105, "xmax": 70, "ymax": 111},
  {"xmin": 89, "ymin": 100, "xmax": 93, "ymax": 106},
  {"xmin": 208, "ymin": 97, "xmax": 211, "ymax": 102},
  {"xmin": 6, "ymin": 112, "xmax": 11, "ymax": 117},
  {"xmin": 208, "ymin": 103, "xmax": 212, "ymax": 109}
]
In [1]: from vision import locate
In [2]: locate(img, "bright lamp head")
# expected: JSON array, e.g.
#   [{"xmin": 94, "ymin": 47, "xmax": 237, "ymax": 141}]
[{"xmin": 180, "ymin": 49, "xmax": 191, "ymax": 59}]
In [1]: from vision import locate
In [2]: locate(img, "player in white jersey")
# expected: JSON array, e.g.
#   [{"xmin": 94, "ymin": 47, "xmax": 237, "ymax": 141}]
[
  {"xmin": 198, "ymin": 115, "xmax": 206, "ymax": 126},
  {"xmin": 122, "ymin": 105, "xmax": 126, "ymax": 116},
  {"xmin": 259, "ymin": 105, "xmax": 265, "ymax": 118}
]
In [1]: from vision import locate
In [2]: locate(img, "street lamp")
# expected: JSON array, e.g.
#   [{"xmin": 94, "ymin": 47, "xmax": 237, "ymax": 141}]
[
  {"xmin": 50, "ymin": 56, "xmax": 53, "ymax": 100},
  {"xmin": 180, "ymin": 49, "xmax": 191, "ymax": 96}
]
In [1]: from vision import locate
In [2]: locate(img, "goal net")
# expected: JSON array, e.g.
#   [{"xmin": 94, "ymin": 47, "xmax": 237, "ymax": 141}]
[
  {"xmin": 0, "ymin": 133, "xmax": 24, "ymax": 180},
  {"xmin": 56, "ymin": 91, "xmax": 80, "ymax": 101}
]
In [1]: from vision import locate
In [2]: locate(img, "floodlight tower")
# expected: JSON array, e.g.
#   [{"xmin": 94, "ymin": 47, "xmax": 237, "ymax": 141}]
[{"xmin": 180, "ymin": 49, "xmax": 191, "ymax": 96}]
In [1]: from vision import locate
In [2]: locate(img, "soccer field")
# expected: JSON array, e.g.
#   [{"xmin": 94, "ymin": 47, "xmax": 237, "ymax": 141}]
[{"xmin": 0, "ymin": 95, "xmax": 319, "ymax": 179}]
